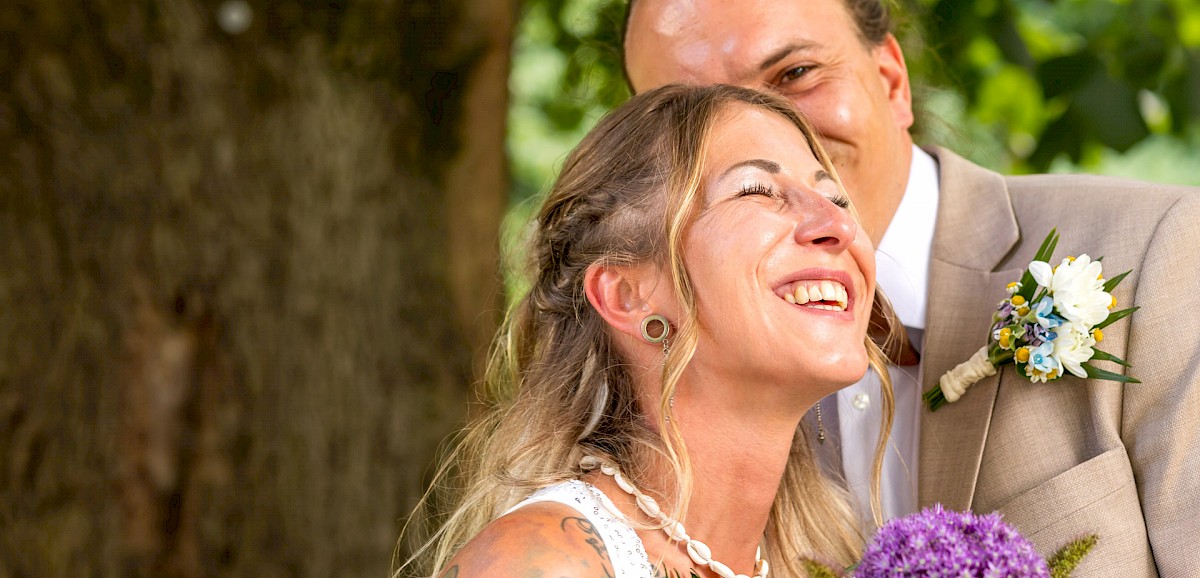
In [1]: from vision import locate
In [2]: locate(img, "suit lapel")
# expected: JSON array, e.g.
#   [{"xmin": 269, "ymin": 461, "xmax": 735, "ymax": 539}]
[
  {"xmin": 917, "ymin": 148, "xmax": 1021, "ymax": 511},
  {"xmin": 918, "ymin": 263, "xmax": 1025, "ymax": 510}
]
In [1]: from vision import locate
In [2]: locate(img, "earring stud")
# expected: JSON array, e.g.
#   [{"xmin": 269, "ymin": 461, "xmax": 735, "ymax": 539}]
[{"xmin": 640, "ymin": 314, "xmax": 670, "ymax": 343}]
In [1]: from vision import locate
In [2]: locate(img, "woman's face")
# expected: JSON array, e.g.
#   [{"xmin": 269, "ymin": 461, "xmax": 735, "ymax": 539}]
[{"xmin": 680, "ymin": 103, "xmax": 876, "ymax": 399}]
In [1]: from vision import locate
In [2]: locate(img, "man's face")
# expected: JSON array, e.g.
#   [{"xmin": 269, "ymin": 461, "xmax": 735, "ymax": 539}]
[{"xmin": 624, "ymin": 0, "xmax": 915, "ymax": 243}]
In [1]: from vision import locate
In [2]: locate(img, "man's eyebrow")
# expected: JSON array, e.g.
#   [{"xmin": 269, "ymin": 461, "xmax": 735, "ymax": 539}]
[
  {"xmin": 758, "ymin": 42, "xmax": 818, "ymax": 72},
  {"xmin": 719, "ymin": 159, "xmax": 781, "ymax": 180}
]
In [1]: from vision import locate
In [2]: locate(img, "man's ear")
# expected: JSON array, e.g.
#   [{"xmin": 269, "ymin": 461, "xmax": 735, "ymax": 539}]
[
  {"xmin": 876, "ymin": 34, "xmax": 914, "ymax": 132},
  {"xmin": 584, "ymin": 263, "xmax": 664, "ymax": 339}
]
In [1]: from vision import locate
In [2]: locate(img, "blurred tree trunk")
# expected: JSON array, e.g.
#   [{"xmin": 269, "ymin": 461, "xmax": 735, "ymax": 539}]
[{"xmin": 0, "ymin": 0, "xmax": 512, "ymax": 576}]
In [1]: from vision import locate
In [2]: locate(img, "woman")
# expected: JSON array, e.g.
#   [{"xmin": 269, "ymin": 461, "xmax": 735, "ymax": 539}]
[{"xmin": 400, "ymin": 84, "xmax": 895, "ymax": 578}]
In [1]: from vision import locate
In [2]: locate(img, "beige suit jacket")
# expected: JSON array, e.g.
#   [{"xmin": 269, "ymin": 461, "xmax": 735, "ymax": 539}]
[{"xmin": 917, "ymin": 147, "xmax": 1200, "ymax": 576}]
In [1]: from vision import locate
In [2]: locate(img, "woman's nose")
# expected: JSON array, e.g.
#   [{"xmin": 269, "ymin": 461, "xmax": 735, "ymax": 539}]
[{"xmin": 792, "ymin": 194, "xmax": 857, "ymax": 251}]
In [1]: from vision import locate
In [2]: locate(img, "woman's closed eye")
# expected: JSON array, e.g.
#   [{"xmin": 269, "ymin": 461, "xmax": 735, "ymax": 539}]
[
  {"xmin": 737, "ymin": 182, "xmax": 777, "ymax": 198},
  {"xmin": 827, "ymin": 195, "xmax": 851, "ymax": 209}
]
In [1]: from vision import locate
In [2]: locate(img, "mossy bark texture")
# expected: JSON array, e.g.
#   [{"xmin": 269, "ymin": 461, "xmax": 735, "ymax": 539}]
[{"xmin": 0, "ymin": 0, "xmax": 512, "ymax": 576}]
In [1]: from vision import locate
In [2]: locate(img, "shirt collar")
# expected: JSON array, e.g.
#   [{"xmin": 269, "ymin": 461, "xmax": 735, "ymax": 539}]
[{"xmin": 875, "ymin": 145, "xmax": 939, "ymax": 330}]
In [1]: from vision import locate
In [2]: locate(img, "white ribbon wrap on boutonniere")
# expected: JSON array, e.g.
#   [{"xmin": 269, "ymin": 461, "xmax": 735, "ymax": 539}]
[
  {"xmin": 938, "ymin": 347, "xmax": 996, "ymax": 403},
  {"xmin": 924, "ymin": 229, "xmax": 1141, "ymax": 412}
]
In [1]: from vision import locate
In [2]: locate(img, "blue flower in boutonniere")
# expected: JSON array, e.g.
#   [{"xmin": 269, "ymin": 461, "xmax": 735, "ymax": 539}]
[
  {"xmin": 1031, "ymin": 296, "xmax": 1064, "ymax": 331},
  {"xmin": 1026, "ymin": 340, "xmax": 1062, "ymax": 382},
  {"xmin": 924, "ymin": 229, "xmax": 1140, "ymax": 411}
]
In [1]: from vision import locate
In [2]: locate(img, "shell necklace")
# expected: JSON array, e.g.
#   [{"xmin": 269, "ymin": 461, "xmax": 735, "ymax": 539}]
[{"xmin": 580, "ymin": 455, "xmax": 769, "ymax": 578}]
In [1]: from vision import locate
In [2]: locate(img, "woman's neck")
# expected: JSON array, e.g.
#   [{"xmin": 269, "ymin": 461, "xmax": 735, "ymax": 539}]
[
  {"xmin": 599, "ymin": 374, "xmax": 817, "ymax": 578},
  {"xmin": 670, "ymin": 394, "xmax": 802, "ymax": 575}
]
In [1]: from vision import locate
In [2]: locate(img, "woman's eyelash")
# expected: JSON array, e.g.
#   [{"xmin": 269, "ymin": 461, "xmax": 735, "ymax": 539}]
[
  {"xmin": 737, "ymin": 183, "xmax": 776, "ymax": 198},
  {"xmin": 734, "ymin": 183, "xmax": 849, "ymax": 208}
]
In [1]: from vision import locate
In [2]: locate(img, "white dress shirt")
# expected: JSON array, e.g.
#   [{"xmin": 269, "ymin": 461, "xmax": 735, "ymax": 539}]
[{"xmin": 834, "ymin": 145, "xmax": 939, "ymax": 531}]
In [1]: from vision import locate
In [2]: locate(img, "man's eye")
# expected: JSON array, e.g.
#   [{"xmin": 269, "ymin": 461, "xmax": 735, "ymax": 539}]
[
  {"xmin": 779, "ymin": 65, "xmax": 813, "ymax": 84},
  {"xmin": 737, "ymin": 183, "xmax": 776, "ymax": 198}
]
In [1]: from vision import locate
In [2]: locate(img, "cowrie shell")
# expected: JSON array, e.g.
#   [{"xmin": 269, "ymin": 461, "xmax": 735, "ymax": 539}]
[
  {"xmin": 600, "ymin": 463, "xmax": 617, "ymax": 476},
  {"xmin": 635, "ymin": 493, "xmax": 660, "ymax": 517},
  {"xmin": 687, "ymin": 540, "xmax": 712, "ymax": 565},
  {"xmin": 664, "ymin": 520, "xmax": 689, "ymax": 542},
  {"xmin": 613, "ymin": 472, "xmax": 636, "ymax": 495},
  {"xmin": 579, "ymin": 456, "xmax": 601, "ymax": 470},
  {"xmin": 708, "ymin": 560, "xmax": 735, "ymax": 578}
]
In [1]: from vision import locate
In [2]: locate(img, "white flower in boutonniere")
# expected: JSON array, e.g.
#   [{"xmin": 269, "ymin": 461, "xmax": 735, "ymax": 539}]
[
  {"xmin": 924, "ymin": 229, "xmax": 1140, "ymax": 411},
  {"xmin": 1029, "ymin": 255, "xmax": 1112, "ymax": 326}
]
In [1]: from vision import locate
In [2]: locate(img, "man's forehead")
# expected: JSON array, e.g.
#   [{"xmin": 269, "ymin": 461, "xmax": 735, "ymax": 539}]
[
  {"xmin": 639, "ymin": 0, "xmax": 698, "ymax": 38},
  {"xmin": 626, "ymin": 0, "xmax": 851, "ymax": 76}
]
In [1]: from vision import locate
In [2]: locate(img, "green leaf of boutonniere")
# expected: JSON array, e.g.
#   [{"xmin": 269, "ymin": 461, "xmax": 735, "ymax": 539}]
[
  {"xmin": 1102, "ymin": 270, "xmax": 1131, "ymax": 293},
  {"xmin": 1083, "ymin": 363, "xmax": 1140, "ymax": 383},
  {"xmin": 1095, "ymin": 306, "xmax": 1139, "ymax": 330},
  {"xmin": 1015, "ymin": 228, "xmax": 1060, "ymax": 302},
  {"xmin": 1089, "ymin": 349, "xmax": 1131, "ymax": 367}
]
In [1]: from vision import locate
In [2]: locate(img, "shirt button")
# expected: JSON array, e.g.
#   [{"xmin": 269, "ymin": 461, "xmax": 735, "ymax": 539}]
[{"xmin": 852, "ymin": 392, "xmax": 871, "ymax": 410}]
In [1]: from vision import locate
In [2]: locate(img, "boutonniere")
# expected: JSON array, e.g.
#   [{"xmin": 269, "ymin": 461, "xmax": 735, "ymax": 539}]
[{"xmin": 924, "ymin": 229, "xmax": 1139, "ymax": 411}]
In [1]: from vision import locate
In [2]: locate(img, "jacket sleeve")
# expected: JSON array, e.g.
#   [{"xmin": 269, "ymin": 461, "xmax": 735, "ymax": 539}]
[{"xmin": 1121, "ymin": 191, "xmax": 1200, "ymax": 575}]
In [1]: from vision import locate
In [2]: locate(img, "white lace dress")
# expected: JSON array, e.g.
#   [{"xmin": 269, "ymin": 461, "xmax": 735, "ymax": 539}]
[{"xmin": 506, "ymin": 480, "xmax": 655, "ymax": 577}]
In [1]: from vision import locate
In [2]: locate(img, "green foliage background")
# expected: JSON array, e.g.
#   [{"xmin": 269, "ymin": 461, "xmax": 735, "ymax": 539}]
[{"xmin": 508, "ymin": 0, "xmax": 1200, "ymax": 216}]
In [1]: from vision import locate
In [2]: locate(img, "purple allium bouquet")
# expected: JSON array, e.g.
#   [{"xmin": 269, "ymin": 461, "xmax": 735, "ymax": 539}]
[
  {"xmin": 802, "ymin": 505, "xmax": 1096, "ymax": 578},
  {"xmin": 858, "ymin": 505, "xmax": 1047, "ymax": 577}
]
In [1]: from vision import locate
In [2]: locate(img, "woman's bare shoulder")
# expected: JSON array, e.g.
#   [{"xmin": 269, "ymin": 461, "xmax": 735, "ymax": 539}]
[{"xmin": 436, "ymin": 501, "xmax": 620, "ymax": 578}]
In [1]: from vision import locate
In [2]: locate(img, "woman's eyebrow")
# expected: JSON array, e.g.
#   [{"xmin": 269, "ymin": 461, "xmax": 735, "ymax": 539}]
[
  {"xmin": 815, "ymin": 169, "xmax": 834, "ymax": 183},
  {"xmin": 719, "ymin": 159, "xmax": 780, "ymax": 180}
]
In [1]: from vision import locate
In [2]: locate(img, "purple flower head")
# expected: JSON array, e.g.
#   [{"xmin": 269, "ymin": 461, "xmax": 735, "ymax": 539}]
[
  {"xmin": 856, "ymin": 505, "xmax": 1049, "ymax": 578},
  {"xmin": 996, "ymin": 301, "xmax": 1015, "ymax": 320},
  {"xmin": 1024, "ymin": 323, "xmax": 1055, "ymax": 347}
]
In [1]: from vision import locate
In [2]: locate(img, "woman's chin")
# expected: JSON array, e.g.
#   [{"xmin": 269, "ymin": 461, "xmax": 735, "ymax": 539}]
[{"xmin": 811, "ymin": 355, "xmax": 871, "ymax": 391}]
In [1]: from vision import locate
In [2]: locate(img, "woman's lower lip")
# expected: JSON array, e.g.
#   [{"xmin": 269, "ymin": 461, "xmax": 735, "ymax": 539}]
[{"xmin": 789, "ymin": 302, "xmax": 855, "ymax": 317}]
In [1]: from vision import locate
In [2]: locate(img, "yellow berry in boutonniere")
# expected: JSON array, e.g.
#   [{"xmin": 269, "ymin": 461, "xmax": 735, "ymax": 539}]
[
  {"xmin": 1092, "ymin": 328, "xmax": 1104, "ymax": 343},
  {"xmin": 1109, "ymin": 296, "xmax": 1117, "ymax": 310},
  {"xmin": 1015, "ymin": 347, "xmax": 1031, "ymax": 363},
  {"xmin": 1017, "ymin": 306, "xmax": 1031, "ymax": 317},
  {"xmin": 1011, "ymin": 295, "xmax": 1026, "ymax": 307},
  {"xmin": 998, "ymin": 328, "xmax": 1013, "ymax": 349}
]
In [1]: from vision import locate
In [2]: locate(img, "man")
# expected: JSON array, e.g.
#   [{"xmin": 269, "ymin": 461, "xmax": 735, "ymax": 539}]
[{"xmin": 623, "ymin": 0, "xmax": 1200, "ymax": 575}]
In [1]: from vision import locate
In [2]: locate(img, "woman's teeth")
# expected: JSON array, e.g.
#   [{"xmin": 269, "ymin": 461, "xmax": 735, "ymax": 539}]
[{"xmin": 782, "ymin": 280, "xmax": 848, "ymax": 311}]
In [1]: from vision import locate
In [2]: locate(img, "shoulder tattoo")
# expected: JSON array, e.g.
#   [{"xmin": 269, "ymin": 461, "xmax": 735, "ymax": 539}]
[{"xmin": 561, "ymin": 516, "xmax": 616, "ymax": 578}]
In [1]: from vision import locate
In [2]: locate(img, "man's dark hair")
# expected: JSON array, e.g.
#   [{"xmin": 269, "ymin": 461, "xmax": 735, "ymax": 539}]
[{"xmin": 844, "ymin": 0, "xmax": 894, "ymax": 44}]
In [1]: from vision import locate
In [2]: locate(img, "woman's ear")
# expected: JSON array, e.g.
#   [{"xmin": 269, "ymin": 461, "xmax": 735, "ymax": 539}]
[{"xmin": 584, "ymin": 262, "xmax": 668, "ymax": 339}]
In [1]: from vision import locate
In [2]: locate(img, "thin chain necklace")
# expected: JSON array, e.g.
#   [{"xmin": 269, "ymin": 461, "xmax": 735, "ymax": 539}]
[{"xmin": 580, "ymin": 456, "xmax": 769, "ymax": 578}]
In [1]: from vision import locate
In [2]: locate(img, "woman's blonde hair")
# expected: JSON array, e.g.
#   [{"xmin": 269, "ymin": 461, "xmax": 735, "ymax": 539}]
[{"xmin": 397, "ymin": 84, "xmax": 897, "ymax": 576}]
